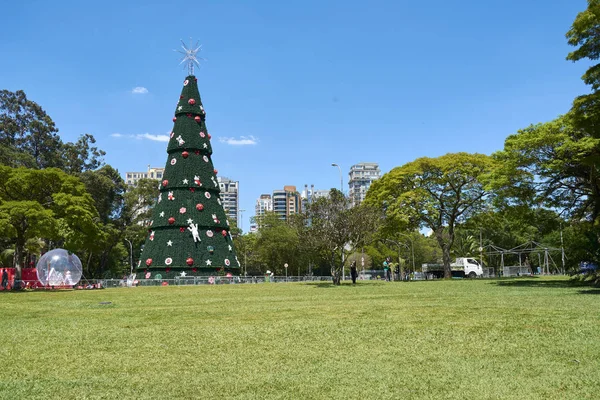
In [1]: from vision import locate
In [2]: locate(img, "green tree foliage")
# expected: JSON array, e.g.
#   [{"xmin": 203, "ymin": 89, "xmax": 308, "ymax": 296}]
[
  {"xmin": 366, "ymin": 153, "xmax": 494, "ymax": 278},
  {"xmin": 307, "ymin": 189, "xmax": 379, "ymax": 285},
  {"xmin": 494, "ymin": 114, "xmax": 600, "ymax": 221},
  {"xmin": 0, "ymin": 167, "xmax": 100, "ymax": 285},
  {"xmin": 253, "ymin": 212, "xmax": 301, "ymax": 275},
  {"xmin": 0, "ymin": 90, "xmax": 105, "ymax": 173},
  {"xmin": 566, "ymin": 0, "xmax": 600, "ymax": 136}
]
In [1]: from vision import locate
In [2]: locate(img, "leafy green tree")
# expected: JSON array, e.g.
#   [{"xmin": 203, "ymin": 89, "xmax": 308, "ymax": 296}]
[
  {"xmin": 307, "ymin": 189, "xmax": 379, "ymax": 285},
  {"xmin": 494, "ymin": 114, "xmax": 600, "ymax": 221},
  {"xmin": 254, "ymin": 212, "xmax": 301, "ymax": 275},
  {"xmin": 0, "ymin": 90, "xmax": 61, "ymax": 169},
  {"xmin": 0, "ymin": 90, "xmax": 105, "ymax": 173},
  {"xmin": 366, "ymin": 153, "xmax": 494, "ymax": 278},
  {"xmin": 0, "ymin": 167, "xmax": 100, "ymax": 286},
  {"xmin": 566, "ymin": 0, "xmax": 600, "ymax": 135},
  {"xmin": 61, "ymin": 133, "xmax": 106, "ymax": 175}
]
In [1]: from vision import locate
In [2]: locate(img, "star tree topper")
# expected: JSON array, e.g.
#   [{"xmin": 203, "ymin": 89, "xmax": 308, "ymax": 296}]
[{"xmin": 175, "ymin": 38, "xmax": 205, "ymax": 75}]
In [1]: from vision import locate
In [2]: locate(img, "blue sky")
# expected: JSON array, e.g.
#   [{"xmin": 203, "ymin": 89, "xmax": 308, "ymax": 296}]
[{"xmin": 0, "ymin": 0, "xmax": 590, "ymax": 231}]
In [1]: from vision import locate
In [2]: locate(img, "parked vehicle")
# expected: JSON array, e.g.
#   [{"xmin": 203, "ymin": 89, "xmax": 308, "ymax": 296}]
[{"xmin": 422, "ymin": 258, "xmax": 484, "ymax": 279}]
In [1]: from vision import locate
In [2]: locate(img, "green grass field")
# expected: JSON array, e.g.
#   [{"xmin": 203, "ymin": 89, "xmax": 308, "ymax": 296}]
[{"xmin": 0, "ymin": 277, "xmax": 598, "ymax": 399}]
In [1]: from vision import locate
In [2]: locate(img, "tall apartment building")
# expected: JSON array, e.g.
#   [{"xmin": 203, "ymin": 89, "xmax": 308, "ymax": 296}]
[
  {"xmin": 217, "ymin": 176, "xmax": 239, "ymax": 224},
  {"xmin": 255, "ymin": 194, "xmax": 273, "ymax": 218},
  {"xmin": 125, "ymin": 165, "xmax": 165, "ymax": 185},
  {"xmin": 348, "ymin": 162, "xmax": 381, "ymax": 207},
  {"xmin": 301, "ymin": 184, "xmax": 330, "ymax": 210},
  {"xmin": 273, "ymin": 185, "xmax": 301, "ymax": 221}
]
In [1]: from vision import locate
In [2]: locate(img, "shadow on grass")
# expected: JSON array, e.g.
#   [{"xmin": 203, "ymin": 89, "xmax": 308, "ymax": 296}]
[
  {"xmin": 578, "ymin": 289, "xmax": 600, "ymax": 295},
  {"xmin": 492, "ymin": 277, "xmax": 597, "ymax": 291},
  {"xmin": 303, "ymin": 281, "xmax": 387, "ymax": 289}
]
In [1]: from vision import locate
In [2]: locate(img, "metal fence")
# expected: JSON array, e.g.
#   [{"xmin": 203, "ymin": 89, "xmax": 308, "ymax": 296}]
[
  {"xmin": 90, "ymin": 275, "xmax": 334, "ymax": 288},
  {"xmin": 502, "ymin": 266, "xmax": 532, "ymax": 277}
]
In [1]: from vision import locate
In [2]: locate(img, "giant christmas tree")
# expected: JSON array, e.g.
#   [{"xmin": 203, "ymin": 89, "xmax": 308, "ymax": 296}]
[{"xmin": 136, "ymin": 74, "xmax": 240, "ymax": 278}]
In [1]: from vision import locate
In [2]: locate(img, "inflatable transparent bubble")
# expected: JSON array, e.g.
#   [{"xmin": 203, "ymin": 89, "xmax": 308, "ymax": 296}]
[{"xmin": 36, "ymin": 249, "xmax": 83, "ymax": 286}]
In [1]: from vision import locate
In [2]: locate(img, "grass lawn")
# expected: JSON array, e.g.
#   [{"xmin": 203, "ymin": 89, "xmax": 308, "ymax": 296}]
[{"xmin": 0, "ymin": 277, "xmax": 598, "ymax": 399}]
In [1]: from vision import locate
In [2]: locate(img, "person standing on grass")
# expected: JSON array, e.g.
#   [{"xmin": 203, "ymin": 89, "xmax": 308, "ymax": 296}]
[
  {"xmin": 350, "ymin": 261, "xmax": 358, "ymax": 285},
  {"xmin": 1, "ymin": 268, "xmax": 8, "ymax": 289},
  {"xmin": 383, "ymin": 258, "xmax": 390, "ymax": 282}
]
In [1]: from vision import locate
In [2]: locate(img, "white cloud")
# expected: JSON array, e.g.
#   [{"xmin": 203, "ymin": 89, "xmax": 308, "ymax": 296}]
[
  {"xmin": 219, "ymin": 135, "xmax": 258, "ymax": 146},
  {"xmin": 111, "ymin": 133, "xmax": 169, "ymax": 142},
  {"xmin": 138, "ymin": 133, "xmax": 169, "ymax": 142},
  {"xmin": 131, "ymin": 86, "xmax": 149, "ymax": 94}
]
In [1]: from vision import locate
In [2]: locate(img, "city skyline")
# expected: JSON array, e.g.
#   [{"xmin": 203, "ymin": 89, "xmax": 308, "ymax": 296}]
[{"xmin": 126, "ymin": 162, "xmax": 379, "ymax": 231}]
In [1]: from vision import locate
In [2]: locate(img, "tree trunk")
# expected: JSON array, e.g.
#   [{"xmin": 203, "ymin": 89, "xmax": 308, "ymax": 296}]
[
  {"xmin": 331, "ymin": 265, "xmax": 341, "ymax": 285},
  {"xmin": 13, "ymin": 237, "xmax": 24, "ymax": 290},
  {"xmin": 442, "ymin": 244, "xmax": 452, "ymax": 279}
]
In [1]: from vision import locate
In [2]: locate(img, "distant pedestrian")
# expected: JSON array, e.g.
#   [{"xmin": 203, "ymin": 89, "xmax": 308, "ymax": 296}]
[
  {"xmin": 350, "ymin": 261, "xmax": 358, "ymax": 285},
  {"xmin": 1, "ymin": 268, "xmax": 8, "ymax": 289},
  {"xmin": 383, "ymin": 258, "xmax": 391, "ymax": 282}
]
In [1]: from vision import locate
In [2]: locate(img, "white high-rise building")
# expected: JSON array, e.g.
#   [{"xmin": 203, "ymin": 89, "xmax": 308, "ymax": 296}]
[
  {"xmin": 255, "ymin": 194, "xmax": 273, "ymax": 218},
  {"xmin": 125, "ymin": 165, "xmax": 165, "ymax": 185},
  {"xmin": 348, "ymin": 162, "xmax": 381, "ymax": 207},
  {"xmin": 301, "ymin": 184, "xmax": 330, "ymax": 210},
  {"xmin": 218, "ymin": 177, "xmax": 239, "ymax": 223}
]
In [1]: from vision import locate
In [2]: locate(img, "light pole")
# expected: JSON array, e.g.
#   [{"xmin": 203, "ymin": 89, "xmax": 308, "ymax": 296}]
[
  {"xmin": 331, "ymin": 163, "xmax": 345, "ymax": 281},
  {"xmin": 396, "ymin": 233, "xmax": 415, "ymax": 273},
  {"xmin": 239, "ymin": 209, "xmax": 245, "ymax": 232},
  {"xmin": 124, "ymin": 238, "xmax": 133, "ymax": 275},
  {"xmin": 331, "ymin": 163, "xmax": 343, "ymax": 194}
]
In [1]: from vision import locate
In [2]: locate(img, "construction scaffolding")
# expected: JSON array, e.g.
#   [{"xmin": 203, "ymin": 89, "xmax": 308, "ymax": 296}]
[{"xmin": 483, "ymin": 241, "xmax": 565, "ymax": 276}]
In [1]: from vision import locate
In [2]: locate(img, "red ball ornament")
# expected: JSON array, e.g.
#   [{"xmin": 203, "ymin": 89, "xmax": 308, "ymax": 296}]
[
  {"xmin": 180, "ymin": 95, "xmax": 183, "ymax": 99},
  {"xmin": 166, "ymin": 267, "xmax": 171, "ymax": 273},
  {"xmin": 146, "ymin": 258, "xmax": 153, "ymax": 266},
  {"xmin": 187, "ymin": 113, "xmax": 192, "ymax": 118},
  {"xmin": 180, "ymin": 227, "xmax": 186, "ymax": 232},
  {"xmin": 192, "ymin": 268, "xmax": 198, "ymax": 273},
  {"xmin": 194, "ymin": 116, "xmax": 201, "ymax": 123},
  {"xmin": 189, "ymin": 188, "xmax": 195, "ymax": 193},
  {"xmin": 188, "ymin": 98, "xmax": 196, "ymax": 105},
  {"xmin": 186, "ymin": 257, "xmax": 194, "ymax": 266},
  {"xmin": 208, "ymin": 134, "xmax": 211, "ymax": 139},
  {"xmin": 196, "ymin": 203, "xmax": 204, "ymax": 211},
  {"xmin": 172, "ymin": 117, "xmax": 177, "ymax": 122},
  {"xmin": 194, "ymin": 150, "xmax": 200, "ymax": 155},
  {"xmin": 162, "ymin": 179, "xmax": 168, "ymax": 187},
  {"xmin": 214, "ymin": 169, "xmax": 218, "ymax": 175},
  {"xmin": 168, "ymin": 217, "xmax": 175, "ymax": 224},
  {"xmin": 222, "ymin": 230, "xmax": 227, "ymax": 237},
  {"xmin": 182, "ymin": 151, "xmax": 189, "ymax": 159}
]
